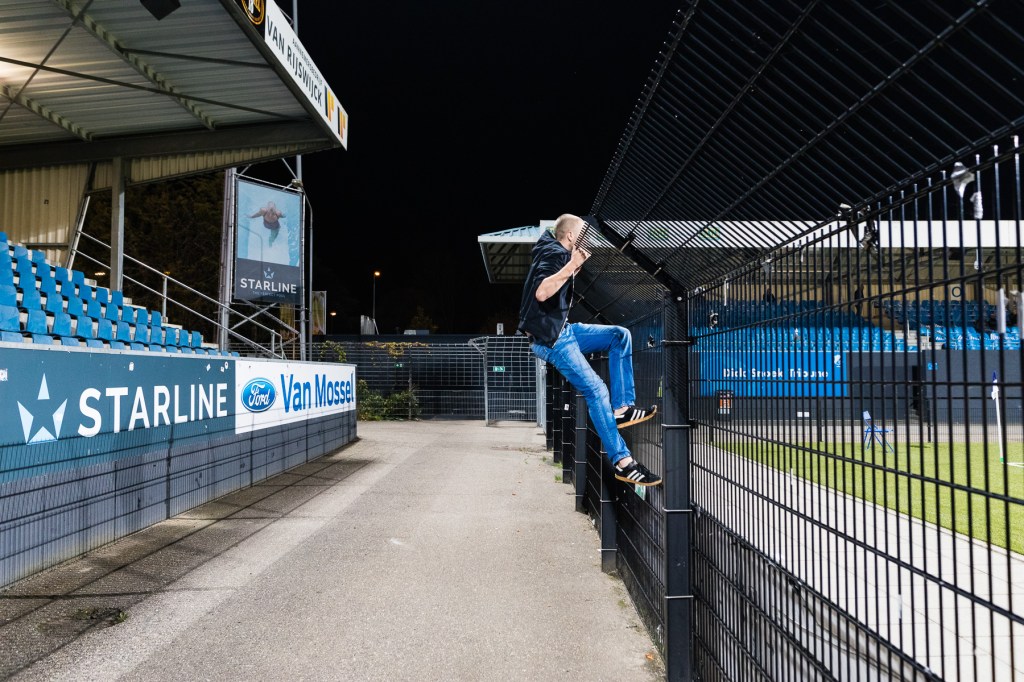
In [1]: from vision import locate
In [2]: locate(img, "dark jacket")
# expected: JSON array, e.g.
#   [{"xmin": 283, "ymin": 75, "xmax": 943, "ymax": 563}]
[{"xmin": 517, "ymin": 229, "xmax": 572, "ymax": 346}]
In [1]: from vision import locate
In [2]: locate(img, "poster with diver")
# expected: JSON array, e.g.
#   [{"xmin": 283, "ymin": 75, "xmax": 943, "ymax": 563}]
[{"xmin": 234, "ymin": 177, "xmax": 302, "ymax": 304}]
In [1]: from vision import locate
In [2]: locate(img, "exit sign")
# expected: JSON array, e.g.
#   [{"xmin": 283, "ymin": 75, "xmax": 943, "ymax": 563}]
[{"xmin": 492, "ymin": 365, "xmax": 506, "ymax": 372}]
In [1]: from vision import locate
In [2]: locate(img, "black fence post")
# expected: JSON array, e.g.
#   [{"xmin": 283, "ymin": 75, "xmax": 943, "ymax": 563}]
[
  {"xmin": 547, "ymin": 364, "xmax": 557, "ymax": 456},
  {"xmin": 663, "ymin": 292, "xmax": 693, "ymax": 682},
  {"xmin": 574, "ymin": 390, "xmax": 588, "ymax": 513},
  {"xmin": 561, "ymin": 380, "xmax": 574, "ymax": 484},
  {"xmin": 598, "ymin": 447, "xmax": 618, "ymax": 574}
]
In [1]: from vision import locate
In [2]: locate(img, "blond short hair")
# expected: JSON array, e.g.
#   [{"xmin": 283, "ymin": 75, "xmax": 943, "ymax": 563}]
[{"xmin": 554, "ymin": 214, "xmax": 582, "ymax": 239}]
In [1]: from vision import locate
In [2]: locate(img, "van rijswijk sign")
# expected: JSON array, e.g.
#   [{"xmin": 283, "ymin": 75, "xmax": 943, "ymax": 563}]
[
  {"xmin": 234, "ymin": 177, "xmax": 303, "ymax": 304},
  {"xmin": 698, "ymin": 351, "xmax": 847, "ymax": 397},
  {"xmin": 234, "ymin": 360, "xmax": 356, "ymax": 434}
]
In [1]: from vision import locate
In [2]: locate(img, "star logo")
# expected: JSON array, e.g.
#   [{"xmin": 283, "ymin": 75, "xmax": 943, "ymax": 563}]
[
  {"xmin": 263, "ymin": 267, "xmax": 275, "ymax": 280},
  {"xmin": 16, "ymin": 375, "xmax": 68, "ymax": 444}
]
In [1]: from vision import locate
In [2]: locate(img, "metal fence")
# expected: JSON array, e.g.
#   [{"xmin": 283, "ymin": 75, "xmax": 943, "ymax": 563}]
[
  {"xmin": 544, "ymin": 1, "xmax": 1024, "ymax": 680},
  {"xmin": 324, "ymin": 337, "xmax": 540, "ymax": 423}
]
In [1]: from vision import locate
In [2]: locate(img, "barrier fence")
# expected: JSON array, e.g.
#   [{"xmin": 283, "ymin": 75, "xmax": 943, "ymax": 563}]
[
  {"xmin": 324, "ymin": 337, "xmax": 540, "ymax": 424},
  {"xmin": 545, "ymin": 1, "xmax": 1024, "ymax": 679}
]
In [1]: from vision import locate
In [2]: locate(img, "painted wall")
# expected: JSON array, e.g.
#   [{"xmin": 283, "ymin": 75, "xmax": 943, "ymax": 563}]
[{"xmin": 0, "ymin": 344, "xmax": 356, "ymax": 588}]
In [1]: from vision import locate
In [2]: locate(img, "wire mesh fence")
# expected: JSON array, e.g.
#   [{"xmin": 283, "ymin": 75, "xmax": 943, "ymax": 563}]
[
  {"xmin": 321, "ymin": 337, "xmax": 540, "ymax": 423},
  {"xmin": 542, "ymin": 1, "xmax": 1024, "ymax": 680}
]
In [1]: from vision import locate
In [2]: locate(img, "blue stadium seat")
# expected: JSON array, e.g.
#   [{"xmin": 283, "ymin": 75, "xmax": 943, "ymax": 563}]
[
  {"xmin": 13, "ymin": 245, "xmax": 28, "ymax": 259},
  {"xmin": 150, "ymin": 326, "xmax": 165, "ymax": 345},
  {"xmin": 79, "ymin": 285, "xmax": 94, "ymax": 302},
  {"xmin": 164, "ymin": 328, "xmax": 179, "ymax": 345},
  {"xmin": 0, "ymin": 284, "xmax": 16, "ymax": 307},
  {"xmin": 51, "ymin": 312, "xmax": 72, "ymax": 337},
  {"xmin": 19, "ymin": 288, "xmax": 42, "ymax": 311},
  {"xmin": 129, "ymin": 342, "xmax": 147, "ymax": 352},
  {"xmin": 134, "ymin": 325, "xmax": 150, "ymax": 344},
  {"xmin": 44, "ymin": 294, "xmax": 65, "ymax": 315},
  {"xmin": 29, "ymin": 250, "xmax": 46, "ymax": 265},
  {"xmin": 60, "ymin": 337, "xmax": 80, "ymax": 347},
  {"xmin": 70, "ymin": 269, "xmax": 85, "ymax": 287},
  {"xmin": 133, "ymin": 307, "xmax": 148, "ymax": 326},
  {"xmin": 104, "ymin": 304, "xmax": 121, "ymax": 322},
  {"xmin": 115, "ymin": 321, "xmax": 133, "ymax": 343},
  {"xmin": 0, "ymin": 304, "xmax": 20, "ymax": 332},
  {"xmin": 86, "ymin": 298, "xmax": 103, "ymax": 319},
  {"xmin": 190, "ymin": 330, "xmax": 202, "ymax": 347},
  {"xmin": 15, "ymin": 256, "xmax": 34, "ymax": 279},
  {"xmin": 54, "ymin": 266, "xmax": 70, "ymax": 286},
  {"xmin": 31, "ymin": 334, "xmax": 53, "ymax": 345},
  {"xmin": 66, "ymin": 296, "xmax": 84, "ymax": 317},
  {"xmin": 1, "ymin": 331, "xmax": 22, "ymax": 343},
  {"xmin": 150, "ymin": 310, "xmax": 162, "ymax": 327},
  {"xmin": 0, "ymin": 264, "xmax": 13, "ymax": 286},
  {"xmin": 85, "ymin": 339, "xmax": 104, "ymax": 349},
  {"xmin": 24, "ymin": 309, "xmax": 49, "ymax": 335},
  {"xmin": 109, "ymin": 290, "xmax": 123, "ymax": 306},
  {"xmin": 73, "ymin": 315, "xmax": 94, "ymax": 340},
  {"xmin": 109, "ymin": 340, "xmax": 127, "ymax": 350},
  {"xmin": 96, "ymin": 318, "xmax": 113, "ymax": 342},
  {"xmin": 94, "ymin": 287, "xmax": 109, "ymax": 305}
]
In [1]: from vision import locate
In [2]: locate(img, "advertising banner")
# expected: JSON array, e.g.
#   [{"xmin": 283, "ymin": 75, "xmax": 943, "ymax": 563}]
[
  {"xmin": 0, "ymin": 348, "xmax": 234, "ymax": 481},
  {"xmin": 697, "ymin": 351, "xmax": 847, "ymax": 397},
  {"xmin": 234, "ymin": 177, "xmax": 303, "ymax": 304},
  {"xmin": 311, "ymin": 291, "xmax": 327, "ymax": 335},
  {"xmin": 235, "ymin": 0, "xmax": 348, "ymax": 147},
  {"xmin": 234, "ymin": 360, "xmax": 356, "ymax": 435}
]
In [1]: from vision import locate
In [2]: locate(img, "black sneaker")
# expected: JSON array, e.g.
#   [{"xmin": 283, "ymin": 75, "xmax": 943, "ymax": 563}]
[
  {"xmin": 616, "ymin": 405, "xmax": 657, "ymax": 429},
  {"xmin": 614, "ymin": 460, "xmax": 662, "ymax": 487}
]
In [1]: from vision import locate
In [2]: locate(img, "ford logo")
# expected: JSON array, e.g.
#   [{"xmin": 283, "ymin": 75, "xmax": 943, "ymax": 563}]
[{"xmin": 241, "ymin": 379, "xmax": 277, "ymax": 413}]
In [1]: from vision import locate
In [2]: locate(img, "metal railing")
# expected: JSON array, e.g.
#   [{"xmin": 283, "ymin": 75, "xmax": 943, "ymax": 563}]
[{"xmin": 69, "ymin": 231, "xmax": 292, "ymax": 357}]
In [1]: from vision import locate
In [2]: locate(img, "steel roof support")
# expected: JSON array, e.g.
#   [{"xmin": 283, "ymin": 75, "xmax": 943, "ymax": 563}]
[
  {"xmin": 52, "ymin": 0, "xmax": 217, "ymax": 130},
  {"xmin": 0, "ymin": 84, "xmax": 93, "ymax": 141}
]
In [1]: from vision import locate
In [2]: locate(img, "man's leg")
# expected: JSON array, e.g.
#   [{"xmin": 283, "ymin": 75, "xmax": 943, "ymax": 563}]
[
  {"xmin": 571, "ymin": 323, "xmax": 636, "ymax": 410},
  {"xmin": 531, "ymin": 334, "xmax": 630, "ymax": 466}
]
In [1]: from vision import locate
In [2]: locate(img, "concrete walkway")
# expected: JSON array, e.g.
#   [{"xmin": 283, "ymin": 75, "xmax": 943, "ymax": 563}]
[{"xmin": 1, "ymin": 420, "xmax": 661, "ymax": 681}]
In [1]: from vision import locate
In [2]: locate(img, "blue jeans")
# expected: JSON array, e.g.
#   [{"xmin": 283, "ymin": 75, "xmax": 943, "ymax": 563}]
[{"xmin": 532, "ymin": 323, "xmax": 636, "ymax": 465}]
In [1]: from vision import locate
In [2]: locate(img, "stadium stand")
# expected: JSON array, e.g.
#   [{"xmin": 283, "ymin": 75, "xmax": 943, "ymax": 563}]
[
  {"xmin": 0, "ymin": 231, "xmax": 237, "ymax": 356},
  {"xmin": 693, "ymin": 298, "xmax": 1021, "ymax": 352}
]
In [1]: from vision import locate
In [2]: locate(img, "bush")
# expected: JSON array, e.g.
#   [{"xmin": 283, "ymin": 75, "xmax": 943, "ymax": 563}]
[{"xmin": 356, "ymin": 380, "xmax": 419, "ymax": 421}]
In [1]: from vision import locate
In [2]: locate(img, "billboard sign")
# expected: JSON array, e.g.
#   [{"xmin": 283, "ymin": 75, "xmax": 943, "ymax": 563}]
[
  {"xmin": 697, "ymin": 351, "xmax": 847, "ymax": 397},
  {"xmin": 234, "ymin": 359, "xmax": 356, "ymax": 434},
  {"xmin": 258, "ymin": 0, "xmax": 348, "ymax": 147},
  {"xmin": 234, "ymin": 177, "xmax": 302, "ymax": 304}
]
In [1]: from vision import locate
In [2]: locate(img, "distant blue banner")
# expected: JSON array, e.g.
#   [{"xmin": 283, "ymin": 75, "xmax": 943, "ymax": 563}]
[{"xmin": 697, "ymin": 351, "xmax": 847, "ymax": 397}]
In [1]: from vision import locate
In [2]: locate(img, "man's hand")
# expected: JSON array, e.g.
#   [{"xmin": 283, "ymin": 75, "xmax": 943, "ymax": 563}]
[{"xmin": 570, "ymin": 246, "xmax": 591, "ymax": 271}]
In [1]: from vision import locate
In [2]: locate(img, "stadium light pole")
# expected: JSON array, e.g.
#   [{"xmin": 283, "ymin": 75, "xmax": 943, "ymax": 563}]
[{"xmin": 372, "ymin": 270, "xmax": 381, "ymax": 334}]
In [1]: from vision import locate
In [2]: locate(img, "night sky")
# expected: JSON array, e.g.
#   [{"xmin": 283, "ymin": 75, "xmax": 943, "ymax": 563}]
[{"xmin": 275, "ymin": 2, "xmax": 681, "ymax": 334}]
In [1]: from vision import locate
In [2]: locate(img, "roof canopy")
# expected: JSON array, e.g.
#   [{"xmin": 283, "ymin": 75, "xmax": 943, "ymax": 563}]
[{"xmin": 0, "ymin": 0, "xmax": 347, "ymax": 178}]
